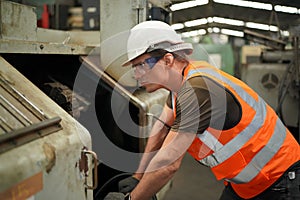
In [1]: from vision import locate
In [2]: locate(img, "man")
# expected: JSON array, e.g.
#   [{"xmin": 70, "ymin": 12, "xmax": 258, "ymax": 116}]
[{"xmin": 104, "ymin": 21, "xmax": 300, "ymax": 200}]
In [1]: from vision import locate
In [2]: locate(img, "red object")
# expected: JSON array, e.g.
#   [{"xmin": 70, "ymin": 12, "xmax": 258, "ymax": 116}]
[{"xmin": 37, "ymin": 4, "xmax": 49, "ymax": 28}]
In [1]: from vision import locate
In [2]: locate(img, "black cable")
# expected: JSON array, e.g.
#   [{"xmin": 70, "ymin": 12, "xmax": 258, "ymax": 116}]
[
  {"xmin": 95, "ymin": 173, "xmax": 131, "ymax": 199},
  {"xmin": 94, "ymin": 172, "xmax": 158, "ymax": 200},
  {"xmin": 95, "ymin": 114, "xmax": 169, "ymax": 199},
  {"xmin": 276, "ymin": 62, "xmax": 294, "ymax": 124},
  {"xmin": 146, "ymin": 113, "xmax": 171, "ymax": 130}
]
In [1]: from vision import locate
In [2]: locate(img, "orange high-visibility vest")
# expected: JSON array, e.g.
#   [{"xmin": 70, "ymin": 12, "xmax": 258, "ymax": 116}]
[{"xmin": 171, "ymin": 61, "xmax": 300, "ymax": 199}]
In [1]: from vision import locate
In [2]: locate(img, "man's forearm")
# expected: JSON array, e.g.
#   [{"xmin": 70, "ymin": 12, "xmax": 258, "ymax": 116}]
[
  {"xmin": 134, "ymin": 104, "xmax": 175, "ymax": 179},
  {"xmin": 132, "ymin": 130, "xmax": 196, "ymax": 199},
  {"xmin": 131, "ymin": 152, "xmax": 184, "ymax": 200},
  {"xmin": 134, "ymin": 122, "xmax": 169, "ymax": 178}
]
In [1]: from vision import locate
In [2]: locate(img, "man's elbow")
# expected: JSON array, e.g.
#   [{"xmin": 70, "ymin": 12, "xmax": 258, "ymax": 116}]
[
  {"xmin": 159, "ymin": 157, "xmax": 182, "ymax": 179},
  {"xmin": 168, "ymin": 161, "xmax": 181, "ymax": 174}
]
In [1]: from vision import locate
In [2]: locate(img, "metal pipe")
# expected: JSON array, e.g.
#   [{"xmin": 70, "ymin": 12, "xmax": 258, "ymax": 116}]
[
  {"xmin": 80, "ymin": 56, "xmax": 147, "ymax": 112},
  {"xmin": 81, "ymin": 56, "xmax": 149, "ymax": 151},
  {"xmin": 293, "ymin": 36, "xmax": 300, "ymax": 142},
  {"xmin": 294, "ymin": 36, "xmax": 299, "ymax": 86},
  {"xmin": 261, "ymin": 50, "xmax": 294, "ymax": 63}
]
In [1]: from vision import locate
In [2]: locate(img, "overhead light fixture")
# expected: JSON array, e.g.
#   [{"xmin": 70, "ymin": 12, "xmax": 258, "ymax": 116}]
[
  {"xmin": 246, "ymin": 22, "xmax": 279, "ymax": 32},
  {"xmin": 274, "ymin": 5, "xmax": 299, "ymax": 14},
  {"xmin": 181, "ymin": 29, "xmax": 207, "ymax": 38},
  {"xmin": 184, "ymin": 18, "xmax": 208, "ymax": 27},
  {"xmin": 198, "ymin": 29, "xmax": 207, "ymax": 35},
  {"xmin": 246, "ymin": 22, "xmax": 269, "ymax": 30},
  {"xmin": 213, "ymin": 0, "xmax": 272, "ymax": 11},
  {"xmin": 221, "ymin": 29, "xmax": 244, "ymax": 37},
  {"xmin": 282, "ymin": 31, "xmax": 290, "ymax": 37},
  {"xmin": 269, "ymin": 25, "xmax": 279, "ymax": 32},
  {"xmin": 171, "ymin": 23, "xmax": 184, "ymax": 30},
  {"xmin": 212, "ymin": 27, "xmax": 221, "ymax": 33},
  {"xmin": 208, "ymin": 27, "xmax": 221, "ymax": 33},
  {"xmin": 212, "ymin": 17, "xmax": 244, "ymax": 26},
  {"xmin": 170, "ymin": 0, "xmax": 209, "ymax": 11},
  {"xmin": 207, "ymin": 17, "xmax": 213, "ymax": 23}
]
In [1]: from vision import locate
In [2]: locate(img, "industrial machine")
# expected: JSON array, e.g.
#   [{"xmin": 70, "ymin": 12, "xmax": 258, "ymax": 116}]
[
  {"xmin": 0, "ymin": 1, "xmax": 171, "ymax": 199},
  {"xmin": 241, "ymin": 29, "xmax": 300, "ymax": 142},
  {"xmin": 0, "ymin": 54, "xmax": 96, "ymax": 200}
]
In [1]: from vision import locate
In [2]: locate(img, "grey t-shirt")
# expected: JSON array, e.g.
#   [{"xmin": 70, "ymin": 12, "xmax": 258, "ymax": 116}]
[{"xmin": 166, "ymin": 76, "xmax": 241, "ymax": 134}]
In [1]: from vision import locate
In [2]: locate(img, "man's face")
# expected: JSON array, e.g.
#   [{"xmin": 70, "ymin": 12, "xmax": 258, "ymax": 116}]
[{"xmin": 131, "ymin": 53, "xmax": 165, "ymax": 93}]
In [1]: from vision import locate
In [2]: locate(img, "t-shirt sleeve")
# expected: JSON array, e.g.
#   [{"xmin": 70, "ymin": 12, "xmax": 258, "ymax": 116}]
[
  {"xmin": 166, "ymin": 92, "xmax": 172, "ymax": 109},
  {"xmin": 171, "ymin": 76, "xmax": 212, "ymax": 134}
]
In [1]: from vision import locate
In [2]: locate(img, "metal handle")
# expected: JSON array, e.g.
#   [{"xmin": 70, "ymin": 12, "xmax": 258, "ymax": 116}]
[{"xmin": 83, "ymin": 149, "xmax": 98, "ymax": 190}]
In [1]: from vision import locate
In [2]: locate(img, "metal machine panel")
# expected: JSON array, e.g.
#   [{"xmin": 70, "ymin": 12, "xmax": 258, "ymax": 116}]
[
  {"xmin": 0, "ymin": 56, "xmax": 95, "ymax": 200},
  {"xmin": 242, "ymin": 63, "xmax": 299, "ymax": 127},
  {"xmin": 0, "ymin": 1, "xmax": 100, "ymax": 55},
  {"xmin": 0, "ymin": 0, "xmax": 37, "ymax": 41}
]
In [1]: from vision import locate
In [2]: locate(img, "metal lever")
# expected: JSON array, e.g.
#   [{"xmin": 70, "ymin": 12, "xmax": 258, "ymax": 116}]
[{"xmin": 82, "ymin": 149, "xmax": 98, "ymax": 190}]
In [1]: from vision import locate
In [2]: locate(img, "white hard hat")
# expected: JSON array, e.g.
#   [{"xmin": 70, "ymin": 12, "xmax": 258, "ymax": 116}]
[{"xmin": 122, "ymin": 20, "xmax": 193, "ymax": 66}]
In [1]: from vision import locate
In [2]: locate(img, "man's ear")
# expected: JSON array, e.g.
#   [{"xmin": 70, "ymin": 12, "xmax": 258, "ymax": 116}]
[{"xmin": 163, "ymin": 53, "xmax": 175, "ymax": 66}]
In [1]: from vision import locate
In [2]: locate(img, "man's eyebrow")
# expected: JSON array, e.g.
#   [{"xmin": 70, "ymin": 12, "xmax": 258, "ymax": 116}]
[{"xmin": 132, "ymin": 62, "xmax": 145, "ymax": 67}]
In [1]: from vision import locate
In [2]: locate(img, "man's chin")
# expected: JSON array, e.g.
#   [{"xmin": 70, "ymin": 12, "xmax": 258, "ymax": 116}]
[
  {"xmin": 140, "ymin": 85, "xmax": 154, "ymax": 93},
  {"xmin": 145, "ymin": 86, "xmax": 161, "ymax": 93}
]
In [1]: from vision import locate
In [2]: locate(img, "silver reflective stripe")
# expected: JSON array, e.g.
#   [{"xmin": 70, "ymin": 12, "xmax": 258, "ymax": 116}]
[
  {"xmin": 187, "ymin": 69, "xmax": 257, "ymax": 107},
  {"xmin": 211, "ymin": 97, "xmax": 266, "ymax": 166},
  {"xmin": 198, "ymin": 130, "xmax": 224, "ymax": 152},
  {"xmin": 199, "ymin": 155, "xmax": 217, "ymax": 167},
  {"xmin": 188, "ymin": 67, "xmax": 286, "ymax": 183},
  {"xmin": 229, "ymin": 118, "xmax": 287, "ymax": 183},
  {"xmin": 199, "ymin": 97, "xmax": 267, "ymax": 167},
  {"xmin": 188, "ymin": 68, "xmax": 267, "ymax": 167},
  {"xmin": 197, "ymin": 130, "xmax": 223, "ymax": 167}
]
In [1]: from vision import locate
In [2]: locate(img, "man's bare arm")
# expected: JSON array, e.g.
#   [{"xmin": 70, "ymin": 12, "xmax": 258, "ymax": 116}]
[
  {"xmin": 131, "ymin": 130, "xmax": 196, "ymax": 200},
  {"xmin": 134, "ymin": 104, "xmax": 174, "ymax": 179}
]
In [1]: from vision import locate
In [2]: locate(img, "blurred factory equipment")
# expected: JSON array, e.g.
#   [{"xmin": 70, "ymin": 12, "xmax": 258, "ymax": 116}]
[
  {"xmin": 190, "ymin": 43, "xmax": 235, "ymax": 75},
  {"xmin": 82, "ymin": 0, "xmax": 100, "ymax": 30},
  {"xmin": 241, "ymin": 29, "xmax": 300, "ymax": 142}
]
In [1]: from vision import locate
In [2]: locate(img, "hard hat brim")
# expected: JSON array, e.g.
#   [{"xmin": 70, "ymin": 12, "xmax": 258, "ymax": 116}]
[{"xmin": 122, "ymin": 43, "xmax": 193, "ymax": 67}]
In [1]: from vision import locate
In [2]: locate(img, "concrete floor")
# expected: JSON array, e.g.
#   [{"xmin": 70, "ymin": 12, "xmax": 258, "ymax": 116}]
[{"xmin": 163, "ymin": 154, "xmax": 224, "ymax": 200}]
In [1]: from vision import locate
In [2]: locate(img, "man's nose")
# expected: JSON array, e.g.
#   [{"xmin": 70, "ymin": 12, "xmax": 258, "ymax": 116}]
[{"xmin": 134, "ymin": 68, "xmax": 146, "ymax": 79}]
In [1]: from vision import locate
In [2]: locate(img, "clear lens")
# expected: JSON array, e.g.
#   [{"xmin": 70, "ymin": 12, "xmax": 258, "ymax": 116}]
[
  {"xmin": 144, "ymin": 56, "xmax": 163, "ymax": 69},
  {"xmin": 132, "ymin": 56, "xmax": 163, "ymax": 75},
  {"xmin": 133, "ymin": 64, "xmax": 147, "ymax": 75}
]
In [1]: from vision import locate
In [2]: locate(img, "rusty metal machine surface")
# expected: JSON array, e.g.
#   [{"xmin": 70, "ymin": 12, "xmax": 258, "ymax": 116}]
[
  {"xmin": 0, "ymin": 73, "xmax": 62, "ymax": 153},
  {"xmin": 0, "ymin": 57, "xmax": 96, "ymax": 199}
]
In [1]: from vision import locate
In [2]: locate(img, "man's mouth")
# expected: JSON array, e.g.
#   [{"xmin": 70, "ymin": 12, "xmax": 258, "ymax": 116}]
[{"xmin": 138, "ymin": 80, "xmax": 147, "ymax": 86}]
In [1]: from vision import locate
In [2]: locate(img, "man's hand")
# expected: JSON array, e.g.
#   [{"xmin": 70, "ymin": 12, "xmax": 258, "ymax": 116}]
[
  {"xmin": 104, "ymin": 192, "xmax": 125, "ymax": 200},
  {"xmin": 118, "ymin": 176, "xmax": 139, "ymax": 193}
]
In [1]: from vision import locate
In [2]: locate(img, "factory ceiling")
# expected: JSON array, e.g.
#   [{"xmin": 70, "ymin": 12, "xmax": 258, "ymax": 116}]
[{"xmin": 169, "ymin": 0, "xmax": 300, "ymax": 38}]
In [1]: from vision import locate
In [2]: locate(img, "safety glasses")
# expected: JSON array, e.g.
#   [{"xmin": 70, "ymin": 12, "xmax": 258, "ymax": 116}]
[{"xmin": 132, "ymin": 56, "xmax": 163, "ymax": 71}]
